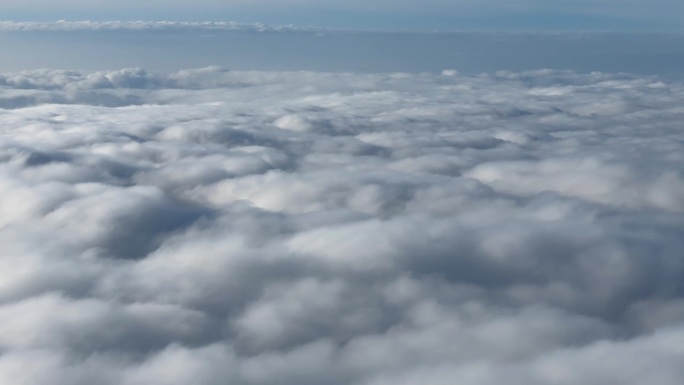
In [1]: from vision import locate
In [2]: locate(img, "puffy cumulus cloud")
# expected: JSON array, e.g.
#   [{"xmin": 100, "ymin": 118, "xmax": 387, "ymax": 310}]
[{"xmin": 0, "ymin": 66, "xmax": 683, "ymax": 384}]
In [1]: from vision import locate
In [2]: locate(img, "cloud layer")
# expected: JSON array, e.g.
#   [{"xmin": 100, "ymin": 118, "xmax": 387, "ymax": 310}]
[
  {"xmin": 0, "ymin": 67, "xmax": 683, "ymax": 384},
  {"xmin": 0, "ymin": 21, "xmax": 311, "ymax": 32}
]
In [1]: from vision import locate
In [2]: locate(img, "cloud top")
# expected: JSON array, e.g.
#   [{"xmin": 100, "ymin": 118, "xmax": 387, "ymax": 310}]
[{"xmin": 0, "ymin": 67, "xmax": 682, "ymax": 384}]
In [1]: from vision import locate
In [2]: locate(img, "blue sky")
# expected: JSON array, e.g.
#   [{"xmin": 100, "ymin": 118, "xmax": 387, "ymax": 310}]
[{"xmin": 0, "ymin": 0, "xmax": 682, "ymax": 31}]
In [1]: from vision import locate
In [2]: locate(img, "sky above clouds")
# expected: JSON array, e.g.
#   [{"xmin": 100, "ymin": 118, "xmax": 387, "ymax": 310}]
[{"xmin": 0, "ymin": 0, "xmax": 682, "ymax": 31}]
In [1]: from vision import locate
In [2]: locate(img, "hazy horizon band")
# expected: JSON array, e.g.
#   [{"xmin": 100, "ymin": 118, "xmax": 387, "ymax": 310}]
[{"xmin": 0, "ymin": 21, "xmax": 683, "ymax": 78}]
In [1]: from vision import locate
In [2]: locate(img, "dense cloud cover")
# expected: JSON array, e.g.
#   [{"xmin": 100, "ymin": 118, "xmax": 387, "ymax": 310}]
[{"xmin": 0, "ymin": 67, "xmax": 683, "ymax": 384}]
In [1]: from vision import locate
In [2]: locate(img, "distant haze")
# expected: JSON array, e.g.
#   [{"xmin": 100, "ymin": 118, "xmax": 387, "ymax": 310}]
[{"xmin": 0, "ymin": 24, "xmax": 684, "ymax": 78}]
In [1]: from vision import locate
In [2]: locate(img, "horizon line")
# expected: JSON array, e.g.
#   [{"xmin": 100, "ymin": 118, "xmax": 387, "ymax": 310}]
[{"xmin": 0, "ymin": 20, "xmax": 682, "ymax": 35}]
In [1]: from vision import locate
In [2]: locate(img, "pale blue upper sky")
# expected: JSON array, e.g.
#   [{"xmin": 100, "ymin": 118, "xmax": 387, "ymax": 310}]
[{"xmin": 1, "ymin": 0, "xmax": 682, "ymax": 32}]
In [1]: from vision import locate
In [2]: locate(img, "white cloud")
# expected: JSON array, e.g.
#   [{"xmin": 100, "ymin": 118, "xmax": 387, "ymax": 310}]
[
  {"xmin": 0, "ymin": 21, "xmax": 310, "ymax": 32},
  {"xmin": 0, "ymin": 66, "xmax": 683, "ymax": 383}
]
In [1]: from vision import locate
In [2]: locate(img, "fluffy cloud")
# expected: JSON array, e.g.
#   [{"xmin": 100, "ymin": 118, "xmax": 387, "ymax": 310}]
[{"xmin": 0, "ymin": 66, "xmax": 683, "ymax": 384}]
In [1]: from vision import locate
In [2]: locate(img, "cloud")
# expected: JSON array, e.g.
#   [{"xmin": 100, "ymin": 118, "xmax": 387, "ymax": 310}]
[
  {"xmin": 0, "ymin": 66, "xmax": 683, "ymax": 383},
  {"xmin": 0, "ymin": 21, "xmax": 311, "ymax": 32}
]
